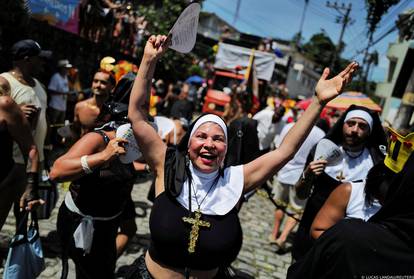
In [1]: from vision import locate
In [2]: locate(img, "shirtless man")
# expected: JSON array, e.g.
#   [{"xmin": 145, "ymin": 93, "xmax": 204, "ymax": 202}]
[{"xmin": 73, "ymin": 70, "xmax": 115, "ymax": 138}]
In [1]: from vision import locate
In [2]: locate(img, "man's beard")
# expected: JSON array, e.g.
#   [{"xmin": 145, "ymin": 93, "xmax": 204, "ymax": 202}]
[{"xmin": 343, "ymin": 134, "xmax": 366, "ymax": 150}]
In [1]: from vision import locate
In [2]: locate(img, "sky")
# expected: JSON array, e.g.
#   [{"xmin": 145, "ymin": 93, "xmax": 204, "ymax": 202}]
[{"xmin": 202, "ymin": 0, "xmax": 414, "ymax": 82}]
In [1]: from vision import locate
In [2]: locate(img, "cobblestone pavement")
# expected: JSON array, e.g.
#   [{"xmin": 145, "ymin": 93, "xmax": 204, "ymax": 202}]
[{"xmin": 0, "ymin": 176, "xmax": 292, "ymax": 278}]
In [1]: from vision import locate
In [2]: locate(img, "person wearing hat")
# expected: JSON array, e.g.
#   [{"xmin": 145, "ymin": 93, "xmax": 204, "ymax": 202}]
[
  {"xmin": 0, "ymin": 88, "xmax": 43, "ymax": 231},
  {"xmin": 0, "ymin": 39, "xmax": 50, "ymax": 227},
  {"xmin": 47, "ymin": 59, "xmax": 72, "ymax": 131},
  {"xmin": 72, "ymin": 69, "xmax": 115, "ymax": 139},
  {"xmin": 292, "ymin": 105, "xmax": 387, "ymax": 261}
]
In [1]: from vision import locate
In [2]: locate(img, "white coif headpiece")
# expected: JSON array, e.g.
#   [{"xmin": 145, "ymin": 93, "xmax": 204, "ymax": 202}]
[
  {"xmin": 188, "ymin": 114, "xmax": 228, "ymax": 145},
  {"xmin": 344, "ymin": 109, "xmax": 373, "ymax": 132}
]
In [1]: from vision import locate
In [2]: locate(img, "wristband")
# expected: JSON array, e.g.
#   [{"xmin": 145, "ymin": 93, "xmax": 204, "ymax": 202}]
[
  {"xmin": 25, "ymin": 172, "xmax": 39, "ymax": 200},
  {"xmin": 81, "ymin": 155, "xmax": 93, "ymax": 174}
]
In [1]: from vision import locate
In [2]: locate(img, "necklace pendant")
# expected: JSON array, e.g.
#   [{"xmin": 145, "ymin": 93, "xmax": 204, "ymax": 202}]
[
  {"xmin": 182, "ymin": 209, "xmax": 211, "ymax": 253},
  {"xmin": 336, "ymin": 171, "xmax": 345, "ymax": 181}
]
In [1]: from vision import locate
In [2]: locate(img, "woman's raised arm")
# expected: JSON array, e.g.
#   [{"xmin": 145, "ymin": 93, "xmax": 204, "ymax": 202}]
[
  {"xmin": 128, "ymin": 35, "xmax": 170, "ymax": 195},
  {"xmin": 243, "ymin": 62, "xmax": 358, "ymax": 192},
  {"xmin": 49, "ymin": 132, "xmax": 127, "ymax": 182}
]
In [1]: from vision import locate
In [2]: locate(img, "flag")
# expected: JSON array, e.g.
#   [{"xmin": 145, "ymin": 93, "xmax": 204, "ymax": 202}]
[{"xmin": 244, "ymin": 49, "xmax": 260, "ymax": 113}]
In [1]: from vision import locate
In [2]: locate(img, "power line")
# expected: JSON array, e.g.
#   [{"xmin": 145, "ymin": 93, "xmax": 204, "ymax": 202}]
[
  {"xmin": 207, "ymin": 0, "xmax": 270, "ymax": 36},
  {"xmin": 345, "ymin": 0, "xmax": 411, "ymax": 58},
  {"xmin": 375, "ymin": 0, "xmax": 412, "ymax": 31},
  {"xmin": 326, "ymin": 1, "xmax": 353, "ymax": 68},
  {"xmin": 291, "ymin": 0, "xmax": 337, "ymax": 23},
  {"xmin": 349, "ymin": 3, "xmax": 413, "ymax": 60}
]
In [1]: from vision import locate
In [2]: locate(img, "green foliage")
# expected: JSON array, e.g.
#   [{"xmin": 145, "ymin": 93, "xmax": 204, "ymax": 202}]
[
  {"xmin": 188, "ymin": 65, "xmax": 203, "ymax": 77},
  {"xmin": 301, "ymin": 32, "xmax": 350, "ymax": 74},
  {"xmin": 136, "ymin": 0, "xmax": 204, "ymax": 81},
  {"xmin": 302, "ymin": 32, "xmax": 335, "ymax": 68},
  {"xmin": 365, "ymin": 0, "xmax": 400, "ymax": 33},
  {"xmin": 347, "ymin": 80, "xmax": 377, "ymax": 95}
]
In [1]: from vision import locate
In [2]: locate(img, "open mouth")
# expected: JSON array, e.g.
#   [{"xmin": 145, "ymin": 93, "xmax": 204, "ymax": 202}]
[
  {"xmin": 200, "ymin": 153, "xmax": 218, "ymax": 165},
  {"xmin": 200, "ymin": 153, "xmax": 217, "ymax": 160}
]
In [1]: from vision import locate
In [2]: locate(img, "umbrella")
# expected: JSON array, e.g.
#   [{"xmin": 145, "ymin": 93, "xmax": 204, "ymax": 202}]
[
  {"xmin": 293, "ymin": 98, "xmax": 333, "ymax": 126},
  {"xmin": 295, "ymin": 99, "xmax": 312, "ymax": 110},
  {"xmin": 326, "ymin": 91, "xmax": 382, "ymax": 112},
  {"xmin": 185, "ymin": 75, "xmax": 204, "ymax": 84}
]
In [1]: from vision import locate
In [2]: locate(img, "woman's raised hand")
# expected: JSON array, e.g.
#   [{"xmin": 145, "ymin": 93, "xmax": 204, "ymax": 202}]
[
  {"xmin": 315, "ymin": 61, "xmax": 358, "ymax": 105},
  {"xmin": 102, "ymin": 138, "xmax": 128, "ymax": 161},
  {"xmin": 143, "ymin": 34, "xmax": 171, "ymax": 61}
]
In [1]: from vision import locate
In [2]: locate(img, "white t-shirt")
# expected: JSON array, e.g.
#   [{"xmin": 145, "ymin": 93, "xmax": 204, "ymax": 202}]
[
  {"xmin": 346, "ymin": 180, "xmax": 381, "ymax": 221},
  {"xmin": 48, "ymin": 72, "xmax": 69, "ymax": 111},
  {"xmin": 0, "ymin": 73, "xmax": 47, "ymax": 163},
  {"xmin": 253, "ymin": 107, "xmax": 285, "ymax": 150},
  {"xmin": 276, "ymin": 123, "xmax": 326, "ymax": 185}
]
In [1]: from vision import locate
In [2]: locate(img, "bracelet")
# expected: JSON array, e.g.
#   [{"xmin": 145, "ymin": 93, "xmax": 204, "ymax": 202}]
[
  {"xmin": 144, "ymin": 164, "xmax": 151, "ymax": 173},
  {"xmin": 80, "ymin": 155, "xmax": 93, "ymax": 174}
]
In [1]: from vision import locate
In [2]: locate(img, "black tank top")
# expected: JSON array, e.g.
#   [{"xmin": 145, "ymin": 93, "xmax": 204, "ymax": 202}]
[
  {"xmin": 148, "ymin": 192, "xmax": 243, "ymax": 270},
  {"xmin": 0, "ymin": 128, "xmax": 14, "ymax": 182},
  {"xmin": 69, "ymin": 130, "xmax": 136, "ymax": 217}
]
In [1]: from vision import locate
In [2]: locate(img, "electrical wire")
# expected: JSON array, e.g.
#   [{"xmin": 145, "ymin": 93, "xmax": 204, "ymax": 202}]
[
  {"xmin": 349, "ymin": 3, "xmax": 413, "ymax": 61},
  {"xmin": 206, "ymin": 0, "xmax": 270, "ymax": 36},
  {"xmin": 291, "ymin": 0, "xmax": 337, "ymax": 23}
]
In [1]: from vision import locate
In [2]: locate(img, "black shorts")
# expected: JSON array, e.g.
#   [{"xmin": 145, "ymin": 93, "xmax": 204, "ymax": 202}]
[{"xmin": 120, "ymin": 195, "xmax": 136, "ymax": 220}]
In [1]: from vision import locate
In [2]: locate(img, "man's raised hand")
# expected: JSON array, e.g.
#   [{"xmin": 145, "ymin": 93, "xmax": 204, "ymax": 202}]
[{"xmin": 315, "ymin": 61, "xmax": 358, "ymax": 105}]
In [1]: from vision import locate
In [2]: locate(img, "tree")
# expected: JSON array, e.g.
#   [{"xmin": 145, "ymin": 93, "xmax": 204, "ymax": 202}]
[
  {"xmin": 301, "ymin": 32, "xmax": 349, "ymax": 74},
  {"xmin": 136, "ymin": 0, "xmax": 205, "ymax": 81},
  {"xmin": 365, "ymin": 0, "xmax": 400, "ymax": 34},
  {"xmin": 361, "ymin": 0, "xmax": 400, "ymax": 87}
]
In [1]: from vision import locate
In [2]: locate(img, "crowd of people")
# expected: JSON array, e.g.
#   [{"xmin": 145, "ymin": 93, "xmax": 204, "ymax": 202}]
[
  {"xmin": 80, "ymin": 0, "xmax": 149, "ymax": 57},
  {"xmin": 1, "ymin": 29, "xmax": 414, "ymax": 279}
]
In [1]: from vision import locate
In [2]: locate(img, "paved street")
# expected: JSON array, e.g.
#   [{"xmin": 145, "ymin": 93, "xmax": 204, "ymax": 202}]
[{"xmin": 0, "ymin": 175, "xmax": 292, "ymax": 278}]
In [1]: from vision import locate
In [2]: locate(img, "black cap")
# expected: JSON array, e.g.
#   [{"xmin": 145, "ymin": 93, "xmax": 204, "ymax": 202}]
[{"xmin": 11, "ymin": 39, "xmax": 52, "ymax": 61}]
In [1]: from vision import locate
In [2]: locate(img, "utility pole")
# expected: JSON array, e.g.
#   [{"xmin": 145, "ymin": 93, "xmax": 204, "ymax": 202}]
[
  {"xmin": 296, "ymin": 0, "xmax": 309, "ymax": 49},
  {"xmin": 326, "ymin": 1, "xmax": 353, "ymax": 69},
  {"xmin": 233, "ymin": 0, "xmax": 241, "ymax": 26},
  {"xmin": 361, "ymin": 31, "xmax": 374, "ymax": 91}
]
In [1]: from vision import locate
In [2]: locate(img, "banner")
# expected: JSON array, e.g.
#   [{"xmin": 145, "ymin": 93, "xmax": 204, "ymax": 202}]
[
  {"xmin": 214, "ymin": 43, "xmax": 279, "ymax": 81},
  {"xmin": 29, "ymin": 0, "xmax": 80, "ymax": 34}
]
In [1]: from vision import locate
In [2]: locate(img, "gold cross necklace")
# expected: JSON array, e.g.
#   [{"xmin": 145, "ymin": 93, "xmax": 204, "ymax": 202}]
[{"xmin": 182, "ymin": 174, "xmax": 219, "ymax": 254}]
